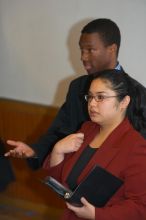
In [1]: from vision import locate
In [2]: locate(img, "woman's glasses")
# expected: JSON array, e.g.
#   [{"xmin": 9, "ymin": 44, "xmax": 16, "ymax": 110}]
[{"xmin": 84, "ymin": 94, "xmax": 118, "ymax": 103}]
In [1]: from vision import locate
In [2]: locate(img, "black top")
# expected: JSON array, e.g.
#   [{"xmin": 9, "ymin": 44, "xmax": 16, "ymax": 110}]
[{"xmin": 66, "ymin": 146, "xmax": 96, "ymax": 190}]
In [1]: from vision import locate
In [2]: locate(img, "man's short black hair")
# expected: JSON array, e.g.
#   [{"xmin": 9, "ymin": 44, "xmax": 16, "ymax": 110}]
[{"xmin": 81, "ymin": 18, "xmax": 121, "ymax": 55}]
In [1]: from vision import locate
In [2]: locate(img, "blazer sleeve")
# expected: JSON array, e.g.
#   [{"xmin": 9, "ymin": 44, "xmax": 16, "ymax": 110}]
[{"xmin": 95, "ymin": 141, "xmax": 146, "ymax": 220}]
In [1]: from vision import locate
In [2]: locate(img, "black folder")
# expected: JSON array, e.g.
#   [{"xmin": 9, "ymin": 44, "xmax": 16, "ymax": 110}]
[{"xmin": 41, "ymin": 165, "xmax": 123, "ymax": 207}]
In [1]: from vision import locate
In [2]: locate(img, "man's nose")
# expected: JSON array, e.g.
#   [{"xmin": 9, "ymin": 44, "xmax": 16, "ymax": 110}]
[{"xmin": 81, "ymin": 52, "xmax": 88, "ymax": 61}]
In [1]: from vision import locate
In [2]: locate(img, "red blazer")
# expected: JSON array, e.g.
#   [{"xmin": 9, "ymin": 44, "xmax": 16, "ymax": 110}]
[{"xmin": 44, "ymin": 118, "xmax": 146, "ymax": 220}]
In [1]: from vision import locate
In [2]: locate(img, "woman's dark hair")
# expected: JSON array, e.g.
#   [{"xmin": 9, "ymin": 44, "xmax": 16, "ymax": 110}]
[{"xmin": 88, "ymin": 69, "xmax": 146, "ymax": 137}]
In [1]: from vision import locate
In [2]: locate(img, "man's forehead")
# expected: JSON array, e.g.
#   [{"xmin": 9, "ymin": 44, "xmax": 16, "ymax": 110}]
[{"xmin": 79, "ymin": 33, "xmax": 102, "ymax": 46}]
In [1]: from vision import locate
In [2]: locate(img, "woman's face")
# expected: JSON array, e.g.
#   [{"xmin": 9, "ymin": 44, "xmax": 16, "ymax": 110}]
[{"xmin": 87, "ymin": 78, "xmax": 127, "ymax": 127}]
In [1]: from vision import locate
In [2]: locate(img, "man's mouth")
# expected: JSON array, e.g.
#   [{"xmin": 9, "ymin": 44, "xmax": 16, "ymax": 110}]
[{"xmin": 83, "ymin": 62, "xmax": 92, "ymax": 70}]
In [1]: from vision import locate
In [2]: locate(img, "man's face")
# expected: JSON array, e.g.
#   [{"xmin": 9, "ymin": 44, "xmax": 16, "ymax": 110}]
[{"xmin": 79, "ymin": 33, "xmax": 115, "ymax": 75}]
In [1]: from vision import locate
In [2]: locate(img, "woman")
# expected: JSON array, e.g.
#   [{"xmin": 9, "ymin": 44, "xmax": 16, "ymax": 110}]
[{"xmin": 44, "ymin": 69, "xmax": 146, "ymax": 220}]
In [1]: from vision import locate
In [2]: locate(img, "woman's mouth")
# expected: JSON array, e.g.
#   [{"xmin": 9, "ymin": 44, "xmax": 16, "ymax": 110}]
[{"xmin": 89, "ymin": 110, "xmax": 98, "ymax": 117}]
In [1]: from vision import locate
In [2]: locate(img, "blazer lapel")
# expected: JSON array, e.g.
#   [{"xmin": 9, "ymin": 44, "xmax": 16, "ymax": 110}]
[
  {"xmin": 78, "ymin": 119, "xmax": 132, "ymax": 181},
  {"xmin": 92, "ymin": 118, "xmax": 132, "ymax": 168},
  {"xmin": 63, "ymin": 118, "xmax": 132, "ymax": 184}
]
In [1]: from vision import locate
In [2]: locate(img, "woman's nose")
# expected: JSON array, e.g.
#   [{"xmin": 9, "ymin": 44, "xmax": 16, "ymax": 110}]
[{"xmin": 89, "ymin": 97, "xmax": 97, "ymax": 106}]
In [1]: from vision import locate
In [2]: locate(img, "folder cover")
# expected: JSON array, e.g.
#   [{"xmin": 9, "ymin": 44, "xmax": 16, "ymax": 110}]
[{"xmin": 41, "ymin": 164, "xmax": 123, "ymax": 207}]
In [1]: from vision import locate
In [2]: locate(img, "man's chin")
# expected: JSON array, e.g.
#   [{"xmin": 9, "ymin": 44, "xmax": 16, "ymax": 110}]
[{"xmin": 87, "ymin": 69, "xmax": 96, "ymax": 75}]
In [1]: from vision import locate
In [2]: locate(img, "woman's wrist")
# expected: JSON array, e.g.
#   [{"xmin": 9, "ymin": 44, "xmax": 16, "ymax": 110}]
[{"xmin": 50, "ymin": 147, "xmax": 65, "ymax": 167}]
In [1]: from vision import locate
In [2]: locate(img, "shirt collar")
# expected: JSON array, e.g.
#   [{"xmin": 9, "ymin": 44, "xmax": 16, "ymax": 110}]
[{"xmin": 115, "ymin": 62, "xmax": 121, "ymax": 70}]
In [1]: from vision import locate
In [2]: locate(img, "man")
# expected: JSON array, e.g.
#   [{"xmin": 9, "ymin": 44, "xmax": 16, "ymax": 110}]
[{"xmin": 6, "ymin": 18, "xmax": 144, "ymax": 168}]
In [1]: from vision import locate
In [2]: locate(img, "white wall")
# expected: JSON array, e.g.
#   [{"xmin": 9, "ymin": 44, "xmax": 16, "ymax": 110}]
[{"xmin": 0, "ymin": 0, "xmax": 146, "ymax": 107}]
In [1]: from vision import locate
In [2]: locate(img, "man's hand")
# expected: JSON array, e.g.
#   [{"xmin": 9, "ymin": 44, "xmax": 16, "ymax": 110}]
[{"xmin": 5, "ymin": 140, "xmax": 36, "ymax": 158}]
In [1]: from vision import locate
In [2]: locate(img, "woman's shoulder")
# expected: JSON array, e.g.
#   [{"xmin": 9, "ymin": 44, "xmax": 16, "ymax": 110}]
[{"xmin": 126, "ymin": 125, "xmax": 146, "ymax": 157}]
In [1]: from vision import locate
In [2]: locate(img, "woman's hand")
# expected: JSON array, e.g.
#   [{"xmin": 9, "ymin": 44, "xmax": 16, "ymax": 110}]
[
  {"xmin": 50, "ymin": 133, "xmax": 84, "ymax": 166},
  {"xmin": 66, "ymin": 197, "xmax": 95, "ymax": 219},
  {"xmin": 54, "ymin": 132, "xmax": 84, "ymax": 154}
]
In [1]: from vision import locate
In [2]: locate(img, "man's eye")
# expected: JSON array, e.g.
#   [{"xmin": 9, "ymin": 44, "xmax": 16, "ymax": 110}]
[{"xmin": 88, "ymin": 49, "xmax": 95, "ymax": 53}]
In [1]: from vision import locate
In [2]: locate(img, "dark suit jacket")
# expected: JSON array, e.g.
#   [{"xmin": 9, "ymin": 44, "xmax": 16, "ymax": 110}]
[
  {"xmin": 45, "ymin": 118, "xmax": 146, "ymax": 220},
  {"xmin": 29, "ymin": 70, "xmax": 146, "ymax": 169},
  {"xmin": 0, "ymin": 139, "xmax": 15, "ymax": 191},
  {"xmin": 29, "ymin": 75, "xmax": 90, "ymax": 168}
]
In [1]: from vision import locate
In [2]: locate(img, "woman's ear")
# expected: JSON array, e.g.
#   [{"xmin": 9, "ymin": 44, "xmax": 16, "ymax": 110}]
[{"xmin": 121, "ymin": 95, "xmax": 130, "ymax": 110}]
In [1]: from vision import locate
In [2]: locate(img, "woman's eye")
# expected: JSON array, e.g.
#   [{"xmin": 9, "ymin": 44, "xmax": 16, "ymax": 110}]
[{"xmin": 97, "ymin": 95, "xmax": 104, "ymax": 100}]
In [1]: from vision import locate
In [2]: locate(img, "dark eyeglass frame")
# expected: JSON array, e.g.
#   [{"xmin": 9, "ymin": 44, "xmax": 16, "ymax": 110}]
[{"xmin": 84, "ymin": 94, "xmax": 118, "ymax": 102}]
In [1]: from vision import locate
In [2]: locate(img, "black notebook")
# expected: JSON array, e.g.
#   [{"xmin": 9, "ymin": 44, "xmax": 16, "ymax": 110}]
[{"xmin": 41, "ymin": 165, "xmax": 123, "ymax": 207}]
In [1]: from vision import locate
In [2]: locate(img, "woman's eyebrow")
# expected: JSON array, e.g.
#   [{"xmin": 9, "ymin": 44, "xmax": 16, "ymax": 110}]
[{"xmin": 88, "ymin": 91, "xmax": 107, "ymax": 94}]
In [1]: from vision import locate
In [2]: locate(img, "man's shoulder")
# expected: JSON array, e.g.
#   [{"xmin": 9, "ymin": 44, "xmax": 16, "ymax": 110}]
[
  {"xmin": 70, "ymin": 74, "xmax": 89, "ymax": 85},
  {"xmin": 68, "ymin": 75, "xmax": 90, "ymax": 94}
]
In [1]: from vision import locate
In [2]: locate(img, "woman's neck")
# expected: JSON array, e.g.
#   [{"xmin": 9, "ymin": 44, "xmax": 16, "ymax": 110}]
[{"xmin": 90, "ymin": 117, "xmax": 125, "ymax": 148}]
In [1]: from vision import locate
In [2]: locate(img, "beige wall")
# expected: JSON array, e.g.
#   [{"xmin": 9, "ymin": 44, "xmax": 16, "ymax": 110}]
[{"xmin": 0, "ymin": 0, "xmax": 146, "ymax": 107}]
